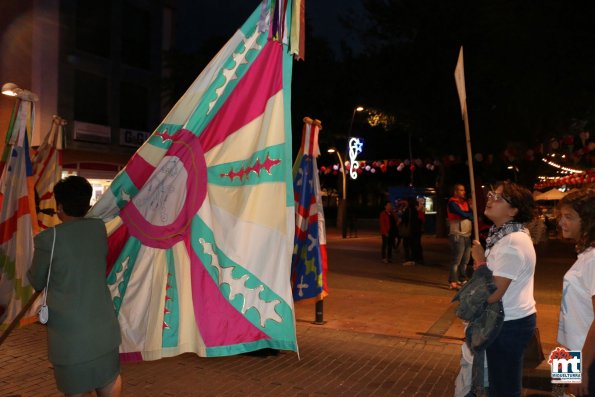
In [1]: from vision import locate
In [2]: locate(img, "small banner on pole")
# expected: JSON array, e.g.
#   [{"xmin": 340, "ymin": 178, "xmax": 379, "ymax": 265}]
[
  {"xmin": 454, "ymin": 46, "xmax": 467, "ymax": 119},
  {"xmin": 32, "ymin": 116, "xmax": 64, "ymax": 229},
  {"xmin": 0, "ymin": 99, "xmax": 39, "ymax": 330},
  {"xmin": 453, "ymin": 45, "xmax": 480, "ymax": 240},
  {"xmin": 291, "ymin": 117, "xmax": 328, "ymax": 303}
]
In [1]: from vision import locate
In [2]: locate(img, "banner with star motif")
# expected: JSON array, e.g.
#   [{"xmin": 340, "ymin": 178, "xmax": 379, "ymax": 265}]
[
  {"xmin": 291, "ymin": 118, "xmax": 328, "ymax": 303},
  {"xmin": 87, "ymin": 0, "xmax": 303, "ymax": 360}
]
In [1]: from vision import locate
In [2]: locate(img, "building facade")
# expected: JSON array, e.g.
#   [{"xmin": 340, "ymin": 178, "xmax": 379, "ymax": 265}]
[{"xmin": 1, "ymin": 0, "xmax": 174, "ymax": 178}]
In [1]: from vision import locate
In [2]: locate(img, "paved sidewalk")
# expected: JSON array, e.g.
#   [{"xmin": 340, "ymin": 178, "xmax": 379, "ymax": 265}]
[{"xmin": 1, "ymin": 228, "xmax": 574, "ymax": 396}]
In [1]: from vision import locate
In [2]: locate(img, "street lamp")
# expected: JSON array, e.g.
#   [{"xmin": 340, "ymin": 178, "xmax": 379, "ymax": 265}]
[
  {"xmin": 348, "ymin": 106, "xmax": 364, "ymax": 137},
  {"xmin": 1, "ymin": 82, "xmax": 38, "ymax": 102},
  {"xmin": 328, "ymin": 148, "xmax": 348, "ymax": 238}
]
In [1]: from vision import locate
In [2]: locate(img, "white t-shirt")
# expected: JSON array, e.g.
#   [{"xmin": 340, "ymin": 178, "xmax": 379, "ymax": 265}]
[
  {"xmin": 486, "ymin": 231, "xmax": 537, "ymax": 321},
  {"xmin": 558, "ymin": 247, "xmax": 595, "ymax": 350}
]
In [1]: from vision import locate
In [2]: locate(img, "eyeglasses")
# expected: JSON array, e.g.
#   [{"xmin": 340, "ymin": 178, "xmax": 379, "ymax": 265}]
[{"xmin": 487, "ymin": 191, "xmax": 511, "ymax": 203}]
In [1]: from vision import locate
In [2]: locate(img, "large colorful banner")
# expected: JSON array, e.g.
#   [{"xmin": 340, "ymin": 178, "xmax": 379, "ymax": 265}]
[
  {"xmin": 0, "ymin": 100, "xmax": 38, "ymax": 330},
  {"xmin": 88, "ymin": 0, "xmax": 301, "ymax": 360},
  {"xmin": 291, "ymin": 118, "xmax": 328, "ymax": 302}
]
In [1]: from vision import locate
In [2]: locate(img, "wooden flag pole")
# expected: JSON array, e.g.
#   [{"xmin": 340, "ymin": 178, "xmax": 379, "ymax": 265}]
[
  {"xmin": 0, "ymin": 290, "xmax": 41, "ymax": 346},
  {"xmin": 454, "ymin": 46, "xmax": 480, "ymax": 241},
  {"xmin": 463, "ymin": 107, "xmax": 480, "ymax": 242}
]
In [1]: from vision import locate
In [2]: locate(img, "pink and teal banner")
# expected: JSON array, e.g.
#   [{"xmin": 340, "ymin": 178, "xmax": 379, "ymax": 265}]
[{"xmin": 88, "ymin": 0, "xmax": 302, "ymax": 360}]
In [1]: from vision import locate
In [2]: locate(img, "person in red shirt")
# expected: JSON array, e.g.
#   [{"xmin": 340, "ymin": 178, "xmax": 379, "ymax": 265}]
[{"xmin": 447, "ymin": 184, "xmax": 473, "ymax": 290}]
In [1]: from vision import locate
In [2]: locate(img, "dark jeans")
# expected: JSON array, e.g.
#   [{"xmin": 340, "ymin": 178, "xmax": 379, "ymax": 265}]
[
  {"xmin": 403, "ymin": 233, "xmax": 423, "ymax": 262},
  {"xmin": 381, "ymin": 235, "xmax": 393, "ymax": 260},
  {"xmin": 486, "ymin": 313, "xmax": 536, "ymax": 397},
  {"xmin": 449, "ymin": 234, "xmax": 471, "ymax": 282}
]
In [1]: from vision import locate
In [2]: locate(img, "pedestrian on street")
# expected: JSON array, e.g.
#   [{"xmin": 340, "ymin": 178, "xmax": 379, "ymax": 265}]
[
  {"xmin": 448, "ymin": 184, "xmax": 473, "ymax": 290},
  {"xmin": 401, "ymin": 197, "xmax": 423, "ymax": 266},
  {"xmin": 556, "ymin": 187, "xmax": 595, "ymax": 397},
  {"xmin": 27, "ymin": 176, "xmax": 122, "ymax": 397},
  {"xmin": 379, "ymin": 201, "xmax": 398, "ymax": 263},
  {"xmin": 393, "ymin": 199, "xmax": 404, "ymax": 251},
  {"xmin": 471, "ymin": 181, "xmax": 537, "ymax": 397}
]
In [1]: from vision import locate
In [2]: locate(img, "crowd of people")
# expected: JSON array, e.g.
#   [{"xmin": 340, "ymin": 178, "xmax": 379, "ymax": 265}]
[
  {"xmin": 378, "ymin": 197, "xmax": 425, "ymax": 266},
  {"xmin": 15, "ymin": 173, "xmax": 595, "ymax": 397},
  {"xmin": 378, "ymin": 182, "xmax": 594, "ymax": 397}
]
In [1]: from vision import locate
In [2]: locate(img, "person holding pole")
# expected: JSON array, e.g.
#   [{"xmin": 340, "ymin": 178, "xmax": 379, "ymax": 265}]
[
  {"xmin": 27, "ymin": 176, "xmax": 122, "ymax": 397},
  {"xmin": 471, "ymin": 181, "xmax": 537, "ymax": 397},
  {"xmin": 448, "ymin": 184, "xmax": 473, "ymax": 290}
]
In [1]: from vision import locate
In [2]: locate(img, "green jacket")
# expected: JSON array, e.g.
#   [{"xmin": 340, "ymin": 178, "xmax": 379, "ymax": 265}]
[{"xmin": 27, "ymin": 218, "xmax": 120, "ymax": 365}]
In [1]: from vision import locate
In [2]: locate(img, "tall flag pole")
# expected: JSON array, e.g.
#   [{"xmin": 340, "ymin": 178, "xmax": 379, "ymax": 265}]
[
  {"xmin": 0, "ymin": 98, "xmax": 39, "ymax": 330},
  {"xmin": 291, "ymin": 117, "xmax": 328, "ymax": 303},
  {"xmin": 87, "ymin": 0, "xmax": 303, "ymax": 360},
  {"xmin": 454, "ymin": 46, "xmax": 479, "ymax": 241},
  {"xmin": 32, "ymin": 115, "xmax": 64, "ymax": 229}
]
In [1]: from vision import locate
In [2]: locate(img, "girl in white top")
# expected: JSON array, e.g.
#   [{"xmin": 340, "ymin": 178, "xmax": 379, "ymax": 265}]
[
  {"xmin": 471, "ymin": 181, "xmax": 537, "ymax": 397},
  {"xmin": 557, "ymin": 187, "xmax": 595, "ymax": 397}
]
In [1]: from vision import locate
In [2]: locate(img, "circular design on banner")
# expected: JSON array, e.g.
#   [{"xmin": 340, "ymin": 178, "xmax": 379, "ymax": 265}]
[{"xmin": 120, "ymin": 129, "xmax": 207, "ymax": 248}]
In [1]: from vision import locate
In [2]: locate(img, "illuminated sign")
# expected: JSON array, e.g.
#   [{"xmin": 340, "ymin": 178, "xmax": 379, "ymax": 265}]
[{"xmin": 348, "ymin": 137, "xmax": 363, "ymax": 179}]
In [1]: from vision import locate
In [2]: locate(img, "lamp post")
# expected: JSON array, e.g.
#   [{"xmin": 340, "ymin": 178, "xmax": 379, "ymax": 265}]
[
  {"xmin": 1, "ymin": 82, "xmax": 39, "ymax": 102},
  {"xmin": 348, "ymin": 106, "xmax": 364, "ymax": 138},
  {"xmin": 328, "ymin": 148, "xmax": 347, "ymax": 238}
]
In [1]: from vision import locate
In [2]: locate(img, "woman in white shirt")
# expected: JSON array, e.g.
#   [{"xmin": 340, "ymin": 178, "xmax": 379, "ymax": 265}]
[
  {"xmin": 557, "ymin": 188, "xmax": 595, "ymax": 397},
  {"xmin": 471, "ymin": 181, "xmax": 537, "ymax": 397}
]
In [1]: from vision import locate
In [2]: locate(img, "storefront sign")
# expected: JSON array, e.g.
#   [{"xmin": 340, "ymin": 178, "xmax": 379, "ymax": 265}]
[
  {"xmin": 73, "ymin": 121, "xmax": 111, "ymax": 144},
  {"xmin": 120, "ymin": 128, "xmax": 150, "ymax": 147}
]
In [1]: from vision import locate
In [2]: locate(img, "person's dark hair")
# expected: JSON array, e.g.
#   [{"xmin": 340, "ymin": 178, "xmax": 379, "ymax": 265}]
[
  {"xmin": 54, "ymin": 176, "xmax": 93, "ymax": 217},
  {"xmin": 558, "ymin": 188, "xmax": 595, "ymax": 253},
  {"xmin": 494, "ymin": 181, "xmax": 535, "ymax": 223}
]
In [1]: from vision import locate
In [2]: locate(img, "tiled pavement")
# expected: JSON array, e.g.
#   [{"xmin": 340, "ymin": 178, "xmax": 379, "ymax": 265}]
[
  {"xmin": 1, "ymin": 324, "xmax": 461, "ymax": 396},
  {"xmin": 1, "ymin": 229, "xmax": 573, "ymax": 396}
]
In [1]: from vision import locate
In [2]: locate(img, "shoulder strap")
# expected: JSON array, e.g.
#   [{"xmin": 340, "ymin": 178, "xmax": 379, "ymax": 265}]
[{"xmin": 41, "ymin": 228, "xmax": 57, "ymax": 306}]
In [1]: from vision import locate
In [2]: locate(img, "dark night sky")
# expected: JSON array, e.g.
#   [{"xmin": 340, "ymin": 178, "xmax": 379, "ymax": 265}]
[
  {"xmin": 172, "ymin": 0, "xmax": 595, "ymax": 180},
  {"xmin": 175, "ymin": 0, "xmax": 363, "ymax": 56}
]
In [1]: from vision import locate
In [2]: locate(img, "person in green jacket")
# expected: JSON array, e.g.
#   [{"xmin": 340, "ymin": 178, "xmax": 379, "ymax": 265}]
[{"xmin": 28, "ymin": 176, "xmax": 122, "ymax": 397}]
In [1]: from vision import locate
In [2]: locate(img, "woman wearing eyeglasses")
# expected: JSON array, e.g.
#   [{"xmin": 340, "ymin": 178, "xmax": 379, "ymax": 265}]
[
  {"xmin": 556, "ymin": 188, "xmax": 595, "ymax": 397},
  {"xmin": 471, "ymin": 181, "xmax": 537, "ymax": 397}
]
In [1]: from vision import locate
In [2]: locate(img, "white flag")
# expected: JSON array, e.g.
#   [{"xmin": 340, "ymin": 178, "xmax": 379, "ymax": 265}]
[{"xmin": 454, "ymin": 46, "xmax": 467, "ymax": 118}]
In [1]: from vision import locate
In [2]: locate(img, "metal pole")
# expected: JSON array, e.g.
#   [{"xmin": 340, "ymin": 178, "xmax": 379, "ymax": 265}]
[
  {"xmin": 335, "ymin": 151, "xmax": 347, "ymax": 238},
  {"xmin": 313, "ymin": 299, "xmax": 326, "ymax": 325},
  {"xmin": 348, "ymin": 108, "xmax": 357, "ymax": 138},
  {"xmin": 408, "ymin": 131, "xmax": 413, "ymax": 186}
]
